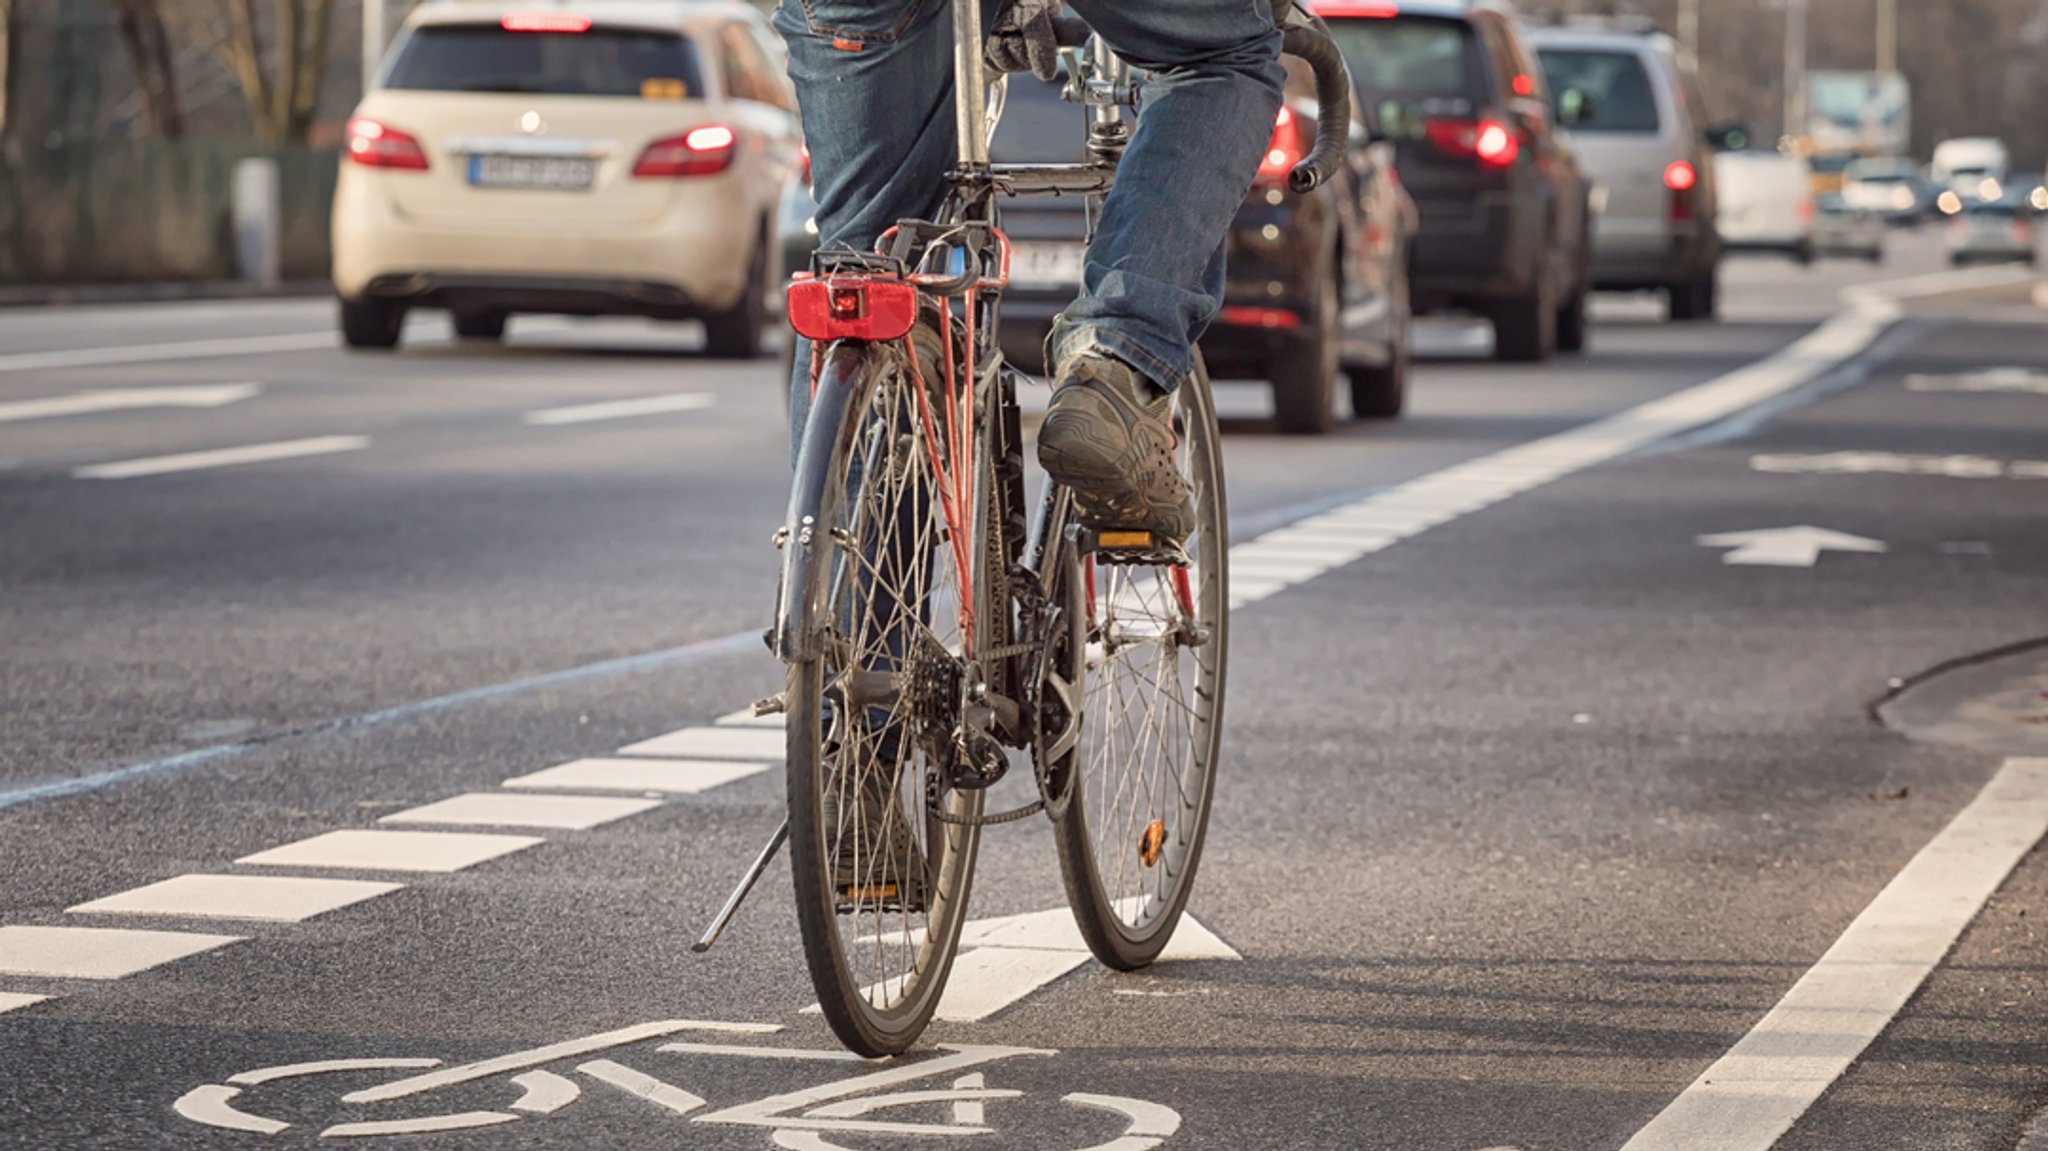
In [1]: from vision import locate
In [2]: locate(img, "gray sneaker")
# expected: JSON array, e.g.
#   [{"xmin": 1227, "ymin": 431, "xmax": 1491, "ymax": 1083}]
[{"xmin": 1036, "ymin": 354, "xmax": 1196, "ymax": 542}]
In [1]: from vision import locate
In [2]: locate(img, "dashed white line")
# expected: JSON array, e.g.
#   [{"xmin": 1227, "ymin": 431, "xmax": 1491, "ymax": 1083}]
[
  {"xmin": 619, "ymin": 726, "xmax": 787, "ymax": 760},
  {"xmin": 503, "ymin": 757, "xmax": 770, "ymax": 795},
  {"xmin": 236, "ymin": 829, "xmax": 544, "ymax": 873},
  {"xmin": 1621, "ymin": 757, "xmax": 2048, "ymax": 1151},
  {"xmin": 524, "ymin": 392, "xmax": 716, "ymax": 426},
  {"xmin": 0, "ymin": 925, "xmax": 242, "ymax": 980},
  {"xmin": 74, "ymin": 434, "xmax": 368, "ymax": 480},
  {"xmin": 379, "ymin": 792, "xmax": 662, "ymax": 831},
  {"xmin": 68, "ymin": 874, "xmax": 403, "ymax": 923},
  {"xmin": 0, "ymin": 332, "xmax": 337, "ymax": 374}
]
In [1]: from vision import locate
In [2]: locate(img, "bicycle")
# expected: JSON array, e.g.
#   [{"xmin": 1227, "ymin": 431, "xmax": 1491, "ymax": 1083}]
[{"xmin": 698, "ymin": 0, "xmax": 1356, "ymax": 1057}]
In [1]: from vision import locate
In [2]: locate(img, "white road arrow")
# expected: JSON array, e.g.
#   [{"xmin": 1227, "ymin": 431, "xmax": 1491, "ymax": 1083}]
[
  {"xmin": 1695, "ymin": 525, "xmax": 1887, "ymax": 567},
  {"xmin": 0, "ymin": 384, "xmax": 261, "ymax": 424}
]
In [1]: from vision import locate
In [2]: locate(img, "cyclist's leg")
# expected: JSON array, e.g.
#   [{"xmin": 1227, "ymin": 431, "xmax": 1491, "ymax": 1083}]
[
  {"xmin": 776, "ymin": 0, "xmax": 982, "ymax": 456},
  {"xmin": 1049, "ymin": 0, "xmax": 1285, "ymax": 392}
]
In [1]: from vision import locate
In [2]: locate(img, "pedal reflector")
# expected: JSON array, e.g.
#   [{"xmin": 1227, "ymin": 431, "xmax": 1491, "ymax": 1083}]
[
  {"xmin": 844, "ymin": 884, "xmax": 899, "ymax": 900},
  {"xmin": 1098, "ymin": 530, "xmax": 1155, "ymax": 549},
  {"xmin": 1139, "ymin": 819, "xmax": 1167, "ymax": 867}
]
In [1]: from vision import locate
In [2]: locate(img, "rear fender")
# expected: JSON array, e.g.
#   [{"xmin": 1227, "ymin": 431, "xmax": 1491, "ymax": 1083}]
[{"xmin": 772, "ymin": 341, "xmax": 874, "ymax": 664}]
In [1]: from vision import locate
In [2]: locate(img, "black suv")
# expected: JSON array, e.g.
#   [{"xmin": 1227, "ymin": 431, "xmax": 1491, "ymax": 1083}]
[{"xmin": 1312, "ymin": 0, "xmax": 1594, "ymax": 361}]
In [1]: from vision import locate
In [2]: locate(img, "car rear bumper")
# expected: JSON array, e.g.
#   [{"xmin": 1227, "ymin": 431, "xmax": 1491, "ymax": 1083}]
[
  {"xmin": 355, "ymin": 273, "xmax": 703, "ymax": 318},
  {"xmin": 1409, "ymin": 192, "xmax": 1534, "ymax": 308},
  {"xmin": 1590, "ymin": 219, "xmax": 1715, "ymax": 288}
]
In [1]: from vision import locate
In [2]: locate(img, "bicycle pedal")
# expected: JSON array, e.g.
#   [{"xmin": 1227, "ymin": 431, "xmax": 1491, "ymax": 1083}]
[
  {"xmin": 1081, "ymin": 527, "xmax": 1192, "ymax": 567},
  {"xmin": 751, "ymin": 693, "xmax": 788, "ymax": 718}
]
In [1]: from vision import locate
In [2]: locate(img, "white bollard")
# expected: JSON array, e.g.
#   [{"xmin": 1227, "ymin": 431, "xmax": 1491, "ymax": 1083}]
[{"xmin": 231, "ymin": 157, "xmax": 282, "ymax": 287}]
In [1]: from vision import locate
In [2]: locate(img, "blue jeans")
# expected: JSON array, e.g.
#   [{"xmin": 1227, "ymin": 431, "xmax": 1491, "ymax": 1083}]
[{"xmin": 777, "ymin": 0, "xmax": 1284, "ymax": 446}]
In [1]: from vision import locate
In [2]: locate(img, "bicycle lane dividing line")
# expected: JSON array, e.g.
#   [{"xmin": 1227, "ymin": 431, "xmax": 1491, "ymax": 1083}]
[{"xmin": 1619, "ymin": 757, "xmax": 2048, "ymax": 1151}]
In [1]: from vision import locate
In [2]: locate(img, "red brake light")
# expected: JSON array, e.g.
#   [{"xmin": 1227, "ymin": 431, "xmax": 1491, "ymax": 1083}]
[
  {"xmin": 1256, "ymin": 105, "xmax": 1306, "ymax": 187},
  {"xmin": 799, "ymin": 144, "xmax": 812, "ymax": 185},
  {"xmin": 788, "ymin": 279, "xmax": 919, "ymax": 342},
  {"xmin": 345, "ymin": 116, "xmax": 429, "ymax": 171},
  {"xmin": 1426, "ymin": 118, "xmax": 1519, "ymax": 168},
  {"xmin": 502, "ymin": 14, "xmax": 592, "ymax": 32},
  {"xmin": 1664, "ymin": 161, "xmax": 1697, "ymax": 192},
  {"xmin": 634, "ymin": 125, "xmax": 737, "ymax": 178},
  {"xmin": 1309, "ymin": 1, "xmax": 1400, "ymax": 15},
  {"xmin": 1511, "ymin": 74, "xmax": 1535, "ymax": 97}
]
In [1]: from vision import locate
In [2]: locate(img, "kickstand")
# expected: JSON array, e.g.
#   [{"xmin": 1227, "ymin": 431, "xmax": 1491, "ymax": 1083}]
[{"xmin": 691, "ymin": 818, "xmax": 789, "ymax": 953}]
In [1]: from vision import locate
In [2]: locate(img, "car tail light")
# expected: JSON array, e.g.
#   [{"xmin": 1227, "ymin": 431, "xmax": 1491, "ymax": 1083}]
[
  {"xmin": 1511, "ymin": 74, "xmax": 1535, "ymax": 97},
  {"xmin": 1797, "ymin": 196, "xmax": 1814, "ymax": 226},
  {"xmin": 1426, "ymin": 118, "xmax": 1519, "ymax": 168},
  {"xmin": 502, "ymin": 13, "xmax": 592, "ymax": 32},
  {"xmin": 1218, "ymin": 305, "xmax": 1303, "ymax": 329},
  {"xmin": 787, "ymin": 279, "xmax": 919, "ymax": 341},
  {"xmin": 634, "ymin": 125, "xmax": 737, "ymax": 178},
  {"xmin": 2015, "ymin": 217, "xmax": 2032, "ymax": 241},
  {"xmin": 1310, "ymin": 1, "xmax": 1400, "ymax": 15},
  {"xmin": 1255, "ymin": 106, "xmax": 1306, "ymax": 187},
  {"xmin": 798, "ymin": 144, "xmax": 812, "ymax": 185},
  {"xmin": 345, "ymin": 117, "xmax": 429, "ymax": 171},
  {"xmin": 1665, "ymin": 160, "xmax": 1697, "ymax": 222}
]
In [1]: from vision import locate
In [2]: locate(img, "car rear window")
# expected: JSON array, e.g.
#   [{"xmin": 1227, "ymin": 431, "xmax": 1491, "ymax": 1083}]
[
  {"xmin": 1325, "ymin": 16, "xmax": 1482, "ymax": 105},
  {"xmin": 384, "ymin": 23, "xmax": 704, "ymax": 98},
  {"xmin": 1534, "ymin": 48, "xmax": 1658, "ymax": 133}
]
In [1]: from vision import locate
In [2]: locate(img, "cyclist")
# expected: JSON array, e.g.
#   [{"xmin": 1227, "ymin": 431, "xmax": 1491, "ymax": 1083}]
[{"xmin": 777, "ymin": 0, "xmax": 1285, "ymax": 542}]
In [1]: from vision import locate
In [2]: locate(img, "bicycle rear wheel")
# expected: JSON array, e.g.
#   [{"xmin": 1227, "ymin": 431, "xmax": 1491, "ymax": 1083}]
[
  {"xmin": 786, "ymin": 331, "xmax": 993, "ymax": 1056},
  {"xmin": 1048, "ymin": 357, "xmax": 1228, "ymax": 970}
]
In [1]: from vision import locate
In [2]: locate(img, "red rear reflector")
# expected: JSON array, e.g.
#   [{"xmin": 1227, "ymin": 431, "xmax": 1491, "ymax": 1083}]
[
  {"xmin": 344, "ymin": 116, "xmax": 429, "ymax": 171},
  {"xmin": 788, "ymin": 279, "xmax": 919, "ymax": 342},
  {"xmin": 1309, "ymin": 1, "xmax": 1400, "ymax": 15},
  {"xmin": 634, "ymin": 126, "xmax": 737, "ymax": 177},
  {"xmin": 1255, "ymin": 105, "xmax": 1306, "ymax": 187},
  {"xmin": 1217, "ymin": 305, "xmax": 1304, "ymax": 330},
  {"xmin": 502, "ymin": 13, "xmax": 592, "ymax": 32},
  {"xmin": 1663, "ymin": 160, "xmax": 1697, "ymax": 191}
]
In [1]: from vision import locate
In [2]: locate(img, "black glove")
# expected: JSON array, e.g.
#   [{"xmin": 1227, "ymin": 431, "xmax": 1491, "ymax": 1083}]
[{"xmin": 985, "ymin": 0, "xmax": 1064, "ymax": 84}]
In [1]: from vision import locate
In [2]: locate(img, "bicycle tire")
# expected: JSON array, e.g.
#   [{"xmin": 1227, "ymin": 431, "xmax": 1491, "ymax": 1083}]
[
  {"xmin": 1048, "ymin": 354, "xmax": 1229, "ymax": 970},
  {"xmin": 785, "ymin": 330, "xmax": 995, "ymax": 1056}
]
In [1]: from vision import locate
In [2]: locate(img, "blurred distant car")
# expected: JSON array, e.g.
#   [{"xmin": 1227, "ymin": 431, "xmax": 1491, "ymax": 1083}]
[
  {"xmin": 1314, "ymin": 0, "xmax": 1594, "ymax": 362},
  {"xmin": 1947, "ymin": 194, "xmax": 2036, "ymax": 267},
  {"xmin": 1806, "ymin": 151, "xmax": 1854, "ymax": 198},
  {"xmin": 1714, "ymin": 149, "xmax": 1814, "ymax": 264},
  {"xmin": 1841, "ymin": 156, "xmax": 1935, "ymax": 223},
  {"xmin": 332, "ymin": 1, "xmax": 801, "ymax": 355},
  {"xmin": 781, "ymin": 66, "xmax": 1417, "ymax": 434},
  {"xmin": 1813, "ymin": 194, "xmax": 1883, "ymax": 263},
  {"xmin": 1931, "ymin": 137, "xmax": 2010, "ymax": 196},
  {"xmin": 1527, "ymin": 21, "xmax": 1722, "ymax": 321}
]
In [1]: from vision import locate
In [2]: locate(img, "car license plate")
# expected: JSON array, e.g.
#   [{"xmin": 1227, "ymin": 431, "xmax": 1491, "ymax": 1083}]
[
  {"xmin": 1008, "ymin": 242, "xmax": 1085, "ymax": 288},
  {"xmin": 467, "ymin": 154, "xmax": 597, "ymax": 191}
]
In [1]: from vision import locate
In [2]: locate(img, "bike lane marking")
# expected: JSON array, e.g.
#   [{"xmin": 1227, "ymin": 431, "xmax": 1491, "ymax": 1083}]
[
  {"xmin": 1620, "ymin": 757, "xmax": 2048, "ymax": 1151},
  {"xmin": 72, "ymin": 434, "xmax": 370, "ymax": 480},
  {"xmin": 68, "ymin": 875, "xmax": 403, "ymax": 923},
  {"xmin": 0, "ymin": 991, "xmax": 51, "ymax": 1014},
  {"xmin": 503, "ymin": 757, "xmax": 770, "ymax": 794},
  {"xmin": 235, "ymin": 829, "xmax": 544, "ymax": 872},
  {"xmin": 344, "ymin": 1020, "xmax": 781, "ymax": 1104},
  {"xmin": 619, "ymin": 725, "xmax": 788, "ymax": 759},
  {"xmin": 377, "ymin": 792, "xmax": 663, "ymax": 830},
  {"xmin": 0, "ymin": 925, "xmax": 243, "ymax": 980}
]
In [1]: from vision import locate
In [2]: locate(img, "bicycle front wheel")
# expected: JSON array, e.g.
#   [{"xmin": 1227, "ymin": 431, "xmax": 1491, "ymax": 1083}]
[
  {"xmin": 785, "ymin": 332, "xmax": 992, "ymax": 1056},
  {"xmin": 1049, "ymin": 356, "xmax": 1228, "ymax": 970}
]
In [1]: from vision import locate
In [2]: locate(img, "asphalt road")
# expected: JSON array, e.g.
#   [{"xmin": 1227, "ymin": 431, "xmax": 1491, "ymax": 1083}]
[{"xmin": 3, "ymin": 231, "xmax": 2047, "ymax": 1151}]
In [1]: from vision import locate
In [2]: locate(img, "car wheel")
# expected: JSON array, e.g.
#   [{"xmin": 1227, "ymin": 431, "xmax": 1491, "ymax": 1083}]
[
  {"xmin": 340, "ymin": 298, "xmax": 404, "ymax": 351},
  {"xmin": 705, "ymin": 230, "xmax": 769, "ymax": 359},
  {"xmin": 1792, "ymin": 241, "xmax": 1816, "ymax": 267},
  {"xmin": 1555, "ymin": 279, "xmax": 1589, "ymax": 354},
  {"xmin": 1492, "ymin": 271, "xmax": 1555, "ymax": 363},
  {"xmin": 1668, "ymin": 266, "xmax": 1718, "ymax": 321},
  {"xmin": 453, "ymin": 309, "xmax": 508, "ymax": 341},
  {"xmin": 1270, "ymin": 260, "xmax": 1339, "ymax": 435},
  {"xmin": 1348, "ymin": 270, "xmax": 1410, "ymax": 420}
]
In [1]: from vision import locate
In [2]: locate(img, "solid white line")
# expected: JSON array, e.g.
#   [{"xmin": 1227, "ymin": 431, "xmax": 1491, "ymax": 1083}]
[
  {"xmin": 74, "ymin": 435, "xmax": 368, "ymax": 480},
  {"xmin": 0, "ymin": 332, "xmax": 336, "ymax": 374},
  {"xmin": 0, "ymin": 992, "xmax": 51, "ymax": 1015},
  {"xmin": 236, "ymin": 829, "xmax": 543, "ymax": 873},
  {"xmin": 524, "ymin": 392, "xmax": 716, "ymax": 426},
  {"xmin": 503, "ymin": 757, "xmax": 770, "ymax": 795},
  {"xmin": 1621, "ymin": 757, "xmax": 2048, "ymax": 1151},
  {"xmin": 618, "ymin": 726, "xmax": 787, "ymax": 760},
  {"xmin": 68, "ymin": 874, "xmax": 402, "ymax": 923},
  {"xmin": 0, "ymin": 925, "xmax": 242, "ymax": 980},
  {"xmin": 379, "ymin": 792, "xmax": 661, "ymax": 831}
]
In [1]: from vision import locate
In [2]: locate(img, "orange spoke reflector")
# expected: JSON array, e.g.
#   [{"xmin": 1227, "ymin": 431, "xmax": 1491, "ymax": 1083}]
[
  {"xmin": 845, "ymin": 884, "xmax": 899, "ymax": 900},
  {"xmin": 1099, "ymin": 530, "xmax": 1155, "ymax": 549},
  {"xmin": 1140, "ymin": 820, "xmax": 1167, "ymax": 868}
]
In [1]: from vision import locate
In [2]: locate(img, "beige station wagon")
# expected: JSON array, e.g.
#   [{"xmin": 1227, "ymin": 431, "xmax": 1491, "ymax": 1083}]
[{"xmin": 331, "ymin": 0, "xmax": 801, "ymax": 356}]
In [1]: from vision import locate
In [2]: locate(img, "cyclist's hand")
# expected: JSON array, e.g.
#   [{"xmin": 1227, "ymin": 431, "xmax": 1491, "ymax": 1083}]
[{"xmin": 985, "ymin": 0, "xmax": 1063, "ymax": 84}]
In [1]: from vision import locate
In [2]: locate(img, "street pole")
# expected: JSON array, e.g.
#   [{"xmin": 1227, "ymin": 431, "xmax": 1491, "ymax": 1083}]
[
  {"xmin": 1678, "ymin": 0, "xmax": 1700, "ymax": 61},
  {"xmin": 363, "ymin": 0, "xmax": 386, "ymax": 93},
  {"xmin": 1783, "ymin": 0, "xmax": 1808, "ymax": 146},
  {"xmin": 1875, "ymin": 0, "xmax": 1897, "ymax": 73}
]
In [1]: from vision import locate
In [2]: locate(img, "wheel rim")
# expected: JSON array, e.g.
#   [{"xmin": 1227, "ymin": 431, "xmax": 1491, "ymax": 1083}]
[
  {"xmin": 803, "ymin": 342, "xmax": 982, "ymax": 1029},
  {"xmin": 1067, "ymin": 385, "xmax": 1225, "ymax": 937}
]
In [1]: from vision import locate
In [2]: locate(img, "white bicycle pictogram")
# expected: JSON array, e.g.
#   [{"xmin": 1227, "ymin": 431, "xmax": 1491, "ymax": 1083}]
[{"xmin": 174, "ymin": 1019, "xmax": 1181, "ymax": 1149}]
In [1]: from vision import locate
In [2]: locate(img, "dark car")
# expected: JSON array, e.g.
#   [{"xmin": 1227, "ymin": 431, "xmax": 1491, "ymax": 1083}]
[
  {"xmin": 1311, "ymin": 0, "xmax": 1595, "ymax": 361},
  {"xmin": 782, "ymin": 64, "xmax": 1416, "ymax": 435}
]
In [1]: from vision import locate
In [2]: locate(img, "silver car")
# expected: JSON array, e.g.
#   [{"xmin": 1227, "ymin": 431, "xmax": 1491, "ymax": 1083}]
[
  {"xmin": 1528, "ymin": 21, "xmax": 1722, "ymax": 320},
  {"xmin": 1948, "ymin": 194, "xmax": 2037, "ymax": 267}
]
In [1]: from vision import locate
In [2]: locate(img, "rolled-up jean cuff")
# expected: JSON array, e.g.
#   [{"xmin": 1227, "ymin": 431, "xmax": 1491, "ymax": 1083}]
[{"xmin": 1047, "ymin": 324, "xmax": 1192, "ymax": 393}]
